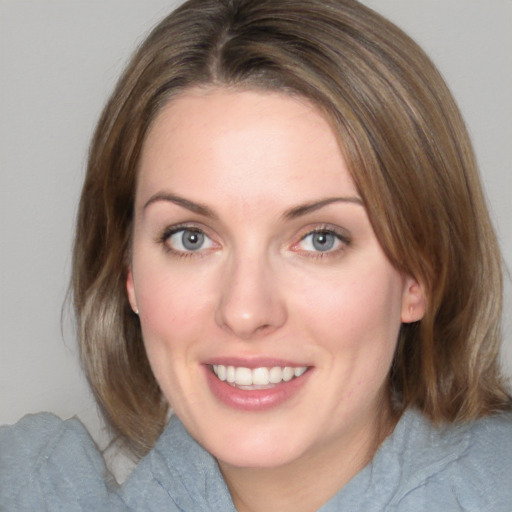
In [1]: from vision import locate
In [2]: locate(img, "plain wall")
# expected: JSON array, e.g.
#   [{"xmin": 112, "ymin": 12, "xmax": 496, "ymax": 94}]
[{"xmin": 1, "ymin": 0, "xmax": 511, "ymax": 448}]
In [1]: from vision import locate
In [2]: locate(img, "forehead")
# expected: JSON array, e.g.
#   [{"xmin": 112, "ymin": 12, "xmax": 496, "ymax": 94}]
[{"xmin": 136, "ymin": 87, "xmax": 358, "ymax": 209}]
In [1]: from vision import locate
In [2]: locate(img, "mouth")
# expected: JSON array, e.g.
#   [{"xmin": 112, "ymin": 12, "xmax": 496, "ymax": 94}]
[
  {"xmin": 211, "ymin": 364, "xmax": 309, "ymax": 390},
  {"xmin": 205, "ymin": 359, "xmax": 313, "ymax": 411}
]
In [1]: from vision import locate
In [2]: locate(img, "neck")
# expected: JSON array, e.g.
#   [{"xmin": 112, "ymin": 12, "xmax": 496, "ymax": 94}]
[{"xmin": 219, "ymin": 402, "xmax": 396, "ymax": 512}]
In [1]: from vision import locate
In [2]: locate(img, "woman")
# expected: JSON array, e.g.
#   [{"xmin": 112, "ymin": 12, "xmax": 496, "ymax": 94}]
[{"xmin": 1, "ymin": 0, "xmax": 511, "ymax": 510}]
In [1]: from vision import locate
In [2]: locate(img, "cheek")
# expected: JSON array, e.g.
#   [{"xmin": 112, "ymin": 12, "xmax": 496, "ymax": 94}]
[
  {"xmin": 134, "ymin": 266, "xmax": 214, "ymax": 407},
  {"xmin": 135, "ymin": 254, "xmax": 214, "ymax": 338},
  {"xmin": 133, "ymin": 259, "xmax": 224, "ymax": 404},
  {"xmin": 294, "ymin": 262, "xmax": 404, "ymax": 357}
]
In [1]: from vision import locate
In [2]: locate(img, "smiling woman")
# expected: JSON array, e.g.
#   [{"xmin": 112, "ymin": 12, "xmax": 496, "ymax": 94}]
[
  {"xmin": 125, "ymin": 89, "xmax": 425, "ymax": 482},
  {"xmin": 1, "ymin": 0, "xmax": 511, "ymax": 511}
]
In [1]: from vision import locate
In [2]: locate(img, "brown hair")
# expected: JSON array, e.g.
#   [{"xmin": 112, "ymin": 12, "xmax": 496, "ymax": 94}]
[{"xmin": 73, "ymin": 0, "xmax": 511, "ymax": 457}]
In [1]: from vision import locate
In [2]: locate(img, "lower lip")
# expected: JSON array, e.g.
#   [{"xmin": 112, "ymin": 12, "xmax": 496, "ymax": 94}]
[{"xmin": 204, "ymin": 366, "xmax": 311, "ymax": 411}]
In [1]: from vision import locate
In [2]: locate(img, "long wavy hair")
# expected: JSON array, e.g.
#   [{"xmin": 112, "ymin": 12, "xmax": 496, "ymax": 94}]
[{"xmin": 73, "ymin": 0, "xmax": 511, "ymax": 457}]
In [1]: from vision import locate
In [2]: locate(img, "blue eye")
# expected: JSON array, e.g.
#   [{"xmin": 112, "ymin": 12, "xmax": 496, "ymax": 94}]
[
  {"xmin": 166, "ymin": 228, "xmax": 213, "ymax": 252},
  {"xmin": 298, "ymin": 230, "xmax": 345, "ymax": 253}
]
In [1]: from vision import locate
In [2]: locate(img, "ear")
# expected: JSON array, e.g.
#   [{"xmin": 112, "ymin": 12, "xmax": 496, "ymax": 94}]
[
  {"xmin": 126, "ymin": 267, "xmax": 139, "ymax": 315},
  {"xmin": 401, "ymin": 276, "xmax": 426, "ymax": 323}
]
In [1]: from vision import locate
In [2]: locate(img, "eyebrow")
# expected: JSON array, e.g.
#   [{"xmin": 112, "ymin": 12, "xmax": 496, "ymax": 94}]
[
  {"xmin": 143, "ymin": 192, "xmax": 363, "ymax": 220},
  {"xmin": 143, "ymin": 192, "xmax": 217, "ymax": 218},
  {"xmin": 282, "ymin": 196, "xmax": 363, "ymax": 219}
]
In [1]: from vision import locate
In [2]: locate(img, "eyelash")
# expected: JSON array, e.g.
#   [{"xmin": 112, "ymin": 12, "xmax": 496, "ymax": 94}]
[
  {"xmin": 292, "ymin": 226, "xmax": 351, "ymax": 259},
  {"xmin": 157, "ymin": 224, "xmax": 351, "ymax": 259},
  {"xmin": 157, "ymin": 224, "xmax": 215, "ymax": 258}
]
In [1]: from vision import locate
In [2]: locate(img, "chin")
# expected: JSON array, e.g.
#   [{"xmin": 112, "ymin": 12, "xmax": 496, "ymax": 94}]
[
  {"xmin": 214, "ymin": 436, "xmax": 307, "ymax": 469},
  {"xmin": 194, "ymin": 416, "xmax": 312, "ymax": 469}
]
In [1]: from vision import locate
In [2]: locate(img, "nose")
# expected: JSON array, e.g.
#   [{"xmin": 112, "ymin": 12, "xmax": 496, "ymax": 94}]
[{"xmin": 215, "ymin": 253, "xmax": 287, "ymax": 340}]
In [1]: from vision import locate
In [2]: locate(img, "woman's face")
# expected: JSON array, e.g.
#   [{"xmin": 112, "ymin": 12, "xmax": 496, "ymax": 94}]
[{"xmin": 127, "ymin": 88, "xmax": 424, "ymax": 470}]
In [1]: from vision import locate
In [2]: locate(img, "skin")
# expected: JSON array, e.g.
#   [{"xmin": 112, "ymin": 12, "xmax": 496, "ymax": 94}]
[{"xmin": 126, "ymin": 88, "xmax": 425, "ymax": 512}]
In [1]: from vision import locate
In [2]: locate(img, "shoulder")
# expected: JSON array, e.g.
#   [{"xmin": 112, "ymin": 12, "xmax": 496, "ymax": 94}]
[
  {"xmin": 451, "ymin": 412, "xmax": 512, "ymax": 509},
  {"xmin": 120, "ymin": 415, "xmax": 236, "ymax": 511},
  {"xmin": 0, "ymin": 413, "xmax": 125, "ymax": 511},
  {"xmin": 461, "ymin": 411, "xmax": 512, "ymax": 465},
  {"xmin": 1, "ymin": 412, "xmax": 90, "ymax": 452},
  {"xmin": 392, "ymin": 410, "xmax": 512, "ymax": 512},
  {"xmin": 0, "ymin": 413, "xmax": 96, "ymax": 483}
]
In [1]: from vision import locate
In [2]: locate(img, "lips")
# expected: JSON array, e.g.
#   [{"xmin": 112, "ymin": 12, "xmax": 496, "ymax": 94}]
[{"xmin": 205, "ymin": 360, "xmax": 312, "ymax": 410}]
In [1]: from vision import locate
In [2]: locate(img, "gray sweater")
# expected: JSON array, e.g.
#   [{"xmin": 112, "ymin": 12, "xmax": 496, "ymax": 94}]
[{"xmin": 1, "ymin": 409, "xmax": 511, "ymax": 511}]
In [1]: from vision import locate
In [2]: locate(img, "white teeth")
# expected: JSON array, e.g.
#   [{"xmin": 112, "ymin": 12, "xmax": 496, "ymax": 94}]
[
  {"xmin": 252, "ymin": 367, "xmax": 270, "ymax": 386},
  {"xmin": 294, "ymin": 367, "xmax": 307, "ymax": 377},
  {"xmin": 215, "ymin": 365, "xmax": 226, "ymax": 381},
  {"xmin": 282, "ymin": 367, "xmax": 294, "ymax": 382},
  {"xmin": 226, "ymin": 366, "xmax": 236, "ymax": 383},
  {"xmin": 269, "ymin": 366, "xmax": 283, "ymax": 384},
  {"xmin": 235, "ymin": 367, "xmax": 252, "ymax": 386},
  {"xmin": 212, "ymin": 365, "xmax": 308, "ymax": 386}
]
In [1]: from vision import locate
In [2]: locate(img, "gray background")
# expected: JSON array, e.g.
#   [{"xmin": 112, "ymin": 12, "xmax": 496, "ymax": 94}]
[{"xmin": 1, "ymin": 0, "xmax": 511, "ymax": 449}]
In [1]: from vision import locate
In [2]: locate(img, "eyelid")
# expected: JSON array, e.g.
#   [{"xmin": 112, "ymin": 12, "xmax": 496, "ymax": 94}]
[
  {"xmin": 158, "ymin": 222, "xmax": 202, "ymax": 242},
  {"xmin": 157, "ymin": 222, "xmax": 219, "ymax": 255},
  {"xmin": 290, "ymin": 224, "xmax": 351, "ymax": 255}
]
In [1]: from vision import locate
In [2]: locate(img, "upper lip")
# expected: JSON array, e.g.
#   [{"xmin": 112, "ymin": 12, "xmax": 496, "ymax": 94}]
[{"xmin": 203, "ymin": 357, "xmax": 311, "ymax": 369}]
